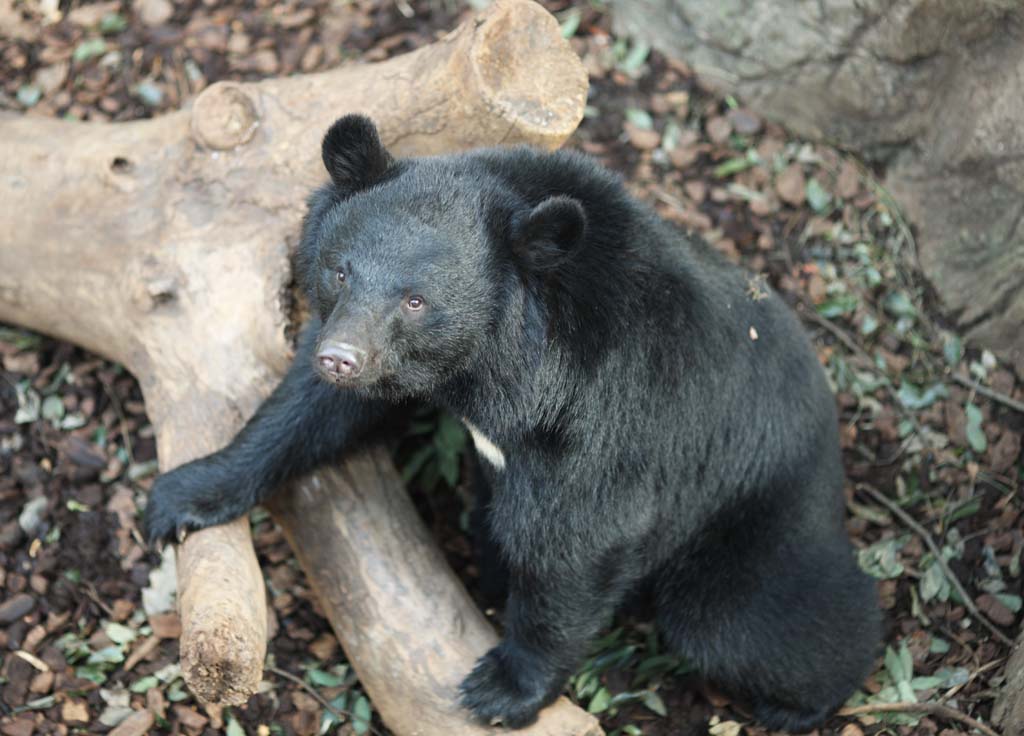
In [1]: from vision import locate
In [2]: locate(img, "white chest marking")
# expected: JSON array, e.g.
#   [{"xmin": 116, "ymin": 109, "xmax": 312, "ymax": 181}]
[{"xmin": 463, "ymin": 419, "xmax": 506, "ymax": 471}]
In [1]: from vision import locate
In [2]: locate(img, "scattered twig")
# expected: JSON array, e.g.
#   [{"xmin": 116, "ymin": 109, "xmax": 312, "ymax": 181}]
[
  {"xmin": 798, "ymin": 304, "xmax": 875, "ymax": 365},
  {"xmin": 99, "ymin": 374, "xmax": 135, "ymax": 464},
  {"xmin": 951, "ymin": 373, "xmax": 1024, "ymax": 415},
  {"xmin": 81, "ymin": 581, "xmax": 115, "ymax": 618},
  {"xmin": 941, "ymin": 657, "xmax": 1005, "ymax": 703},
  {"xmin": 267, "ymin": 665, "xmax": 380, "ymax": 736},
  {"xmin": 838, "ymin": 701, "xmax": 1000, "ymax": 736},
  {"xmin": 857, "ymin": 483, "xmax": 1015, "ymax": 648}
]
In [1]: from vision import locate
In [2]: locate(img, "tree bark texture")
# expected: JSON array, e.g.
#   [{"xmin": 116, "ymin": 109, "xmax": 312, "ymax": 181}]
[
  {"xmin": 0, "ymin": 0, "xmax": 599, "ymax": 733},
  {"xmin": 610, "ymin": 0, "xmax": 1024, "ymax": 376}
]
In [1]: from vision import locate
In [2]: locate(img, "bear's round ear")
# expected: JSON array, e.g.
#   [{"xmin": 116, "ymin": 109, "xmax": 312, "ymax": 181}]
[
  {"xmin": 514, "ymin": 196, "xmax": 587, "ymax": 270},
  {"xmin": 321, "ymin": 115, "xmax": 393, "ymax": 193}
]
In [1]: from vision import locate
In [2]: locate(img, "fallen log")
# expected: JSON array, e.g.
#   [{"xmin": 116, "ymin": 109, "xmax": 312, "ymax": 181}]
[{"xmin": 0, "ymin": 0, "xmax": 598, "ymax": 733}]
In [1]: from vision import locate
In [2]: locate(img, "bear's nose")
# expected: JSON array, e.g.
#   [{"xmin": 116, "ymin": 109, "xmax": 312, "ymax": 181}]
[{"xmin": 317, "ymin": 344, "xmax": 367, "ymax": 378}]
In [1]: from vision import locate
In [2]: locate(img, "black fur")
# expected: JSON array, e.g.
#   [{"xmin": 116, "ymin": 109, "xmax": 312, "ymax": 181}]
[{"xmin": 145, "ymin": 115, "xmax": 880, "ymax": 731}]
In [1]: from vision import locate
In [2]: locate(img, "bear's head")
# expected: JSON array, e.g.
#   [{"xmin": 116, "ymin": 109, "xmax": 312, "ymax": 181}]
[{"xmin": 295, "ymin": 115, "xmax": 587, "ymax": 399}]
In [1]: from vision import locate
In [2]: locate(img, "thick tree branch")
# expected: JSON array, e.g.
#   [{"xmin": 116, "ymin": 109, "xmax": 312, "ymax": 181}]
[{"xmin": 0, "ymin": 0, "xmax": 597, "ymax": 732}]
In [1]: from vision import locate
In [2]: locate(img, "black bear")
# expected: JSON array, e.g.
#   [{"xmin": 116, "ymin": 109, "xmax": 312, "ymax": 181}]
[{"xmin": 145, "ymin": 115, "xmax": 880, "ymax": 731}]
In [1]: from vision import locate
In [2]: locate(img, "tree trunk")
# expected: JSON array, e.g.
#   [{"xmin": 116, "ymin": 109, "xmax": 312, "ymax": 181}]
[
  {"xmin": 0, "ymin": 1, "xmax": 600, "ymax": 733},
  {"xmin": 610, "ymin": 0, "xmax": 1024, "ymax": 376}
]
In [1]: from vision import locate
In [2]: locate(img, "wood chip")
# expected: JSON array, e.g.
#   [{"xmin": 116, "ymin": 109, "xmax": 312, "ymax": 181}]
[
  {"xmin": 775, "ymin": 163, "xmax": 806, "ymax": 206},
  {"xmin": 124, "ymin": 635, "xmax": 160, "ymax": 671},
  {"xmin": 62, "ymin": 699, "xmax": 90, "ymax": 724},
  {"xmin": 148, "ymin": 611, "xmax": 182, "ymax": 639},
  {"xmin": 109, "ymin": 710, "xmax": 156, "ymax": 736}
]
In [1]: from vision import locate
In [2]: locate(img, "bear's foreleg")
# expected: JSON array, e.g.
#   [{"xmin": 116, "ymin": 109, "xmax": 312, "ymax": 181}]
[
  {"xmin": 460, "ymin": 553, "xmax": 635, "ymax": 727},
  {"xmin": 145, "ymin": 319, "xmax": 397, "ymax": 546}
]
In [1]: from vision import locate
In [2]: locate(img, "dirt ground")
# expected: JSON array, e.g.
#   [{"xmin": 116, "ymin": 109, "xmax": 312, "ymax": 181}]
[{"xmin": 1, "ymin": 1, "xmax": 1021, "ymax": 735}]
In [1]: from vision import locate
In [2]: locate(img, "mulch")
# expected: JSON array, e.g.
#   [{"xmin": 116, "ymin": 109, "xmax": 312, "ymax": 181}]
[{"xmin": 1, "ymin": 1, "xmax": 1021, "ymax": 735}]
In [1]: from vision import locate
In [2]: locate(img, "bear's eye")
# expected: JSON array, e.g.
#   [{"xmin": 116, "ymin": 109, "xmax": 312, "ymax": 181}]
[
  {"xmin": 335, "ymin": 269, "xmax": 346, "ymax": 285},
  {"xmin": 405, "ymin": 295, "xmax": 425, "ymax": 311}
]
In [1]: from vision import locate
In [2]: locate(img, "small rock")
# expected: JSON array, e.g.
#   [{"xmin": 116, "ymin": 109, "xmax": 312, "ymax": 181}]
[
  {"xmin": 109, "ymin": 710, "xmax": 154, "ymax": 736},
  {"xmin": 18, "ymin": 496, "xmax": 48, "ymax": 536},
  {"xmin": 300, "ymin": 44, "xmax": 324, "ymax": 72},
  {"xmin": 146, "ymin": 687, "xmax": 167, "ymax": 719},
  {"xmin": 34, "ymin": 63, "xmax": 68, "ymax": 95},
  {"xmin": 133, "ymin": 0, "xmax": 173, "ymax": 27},
  {"xmin": 988, "ymin": 430, "xmax": 1021, "ymax": 475},
  {"xmin": 68, "ymin": 1, "xmax": 120, "ymax": 26},
  {"xmin": 977, "ymin": 593, "xmax": 1016, "ymax": 627},
  {"xmin": 683, "ymin": 180, "xmax": 706, "ymax": 203},
  {"xmin": 0, "ymin": 593, "xmax": 35, "ymax": 624},
  {"xmin": 29, "ymin": 670, "xmax": 55, "ymax": 694},
  {"xmin": 835, "ymin": 159, "xmax": 860, "ymax": 199},
  {"xmin": 227, "ymin": 31, "xmax": 251, "ymax": 55},
  {"xmin": 705, "ymin": 116, "xmax": 732, "ymax": 144},
  {"xmin": 775, "ymin": 163, "xmax": 806, "ymax": 206},
  {"xmin": 252, "ymin": 48, "xmax": 279, "ymax": 75},
  {"xmin": 0, "ymin": 716, "xmax": 35, "ymax": 736},
  {"xmin": 148, "ymin": 611, "xmax": 182, "ymax": 639},
  {"xmin": 0, "ymin": 520, "xmax": 24, "ymax": 550},
  {"xmin": 172, "ymin": 704, "xmax": 209, "ymax": 730},
  {"xmin": 624, "ymin": 122, "xmax": 660, "ymax": 150},
  {"xmin": 727, "ymin": 107, "xmax": 762, "ymax": 135},
  {"xmin": 62, "ymin": 699, "xmax": 91, "ymax": 724},
  {"xmin": 309, "ymin": 633, "xmax": 338, "ymax": 662}
]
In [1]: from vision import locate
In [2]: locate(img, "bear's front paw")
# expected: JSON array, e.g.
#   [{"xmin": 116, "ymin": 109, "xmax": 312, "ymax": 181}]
[
  {"xmin": 143, "ymin": 464, "xmax": 221, "ymax": 548},
  {"xmin": 459, "ymin": 643, "xmax": 562, "ymax": 728}
]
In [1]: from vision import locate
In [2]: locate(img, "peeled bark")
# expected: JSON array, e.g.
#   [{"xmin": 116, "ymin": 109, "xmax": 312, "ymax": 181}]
[{"xmin": 0, "ymin": 0, "xmax": 598, "ymax": 732}]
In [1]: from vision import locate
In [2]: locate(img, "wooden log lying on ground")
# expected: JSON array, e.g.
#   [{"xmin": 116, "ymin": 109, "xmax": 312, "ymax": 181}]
[{"xmin": 0, "ymin": 0, "xmax": 597, "ymax": 732}]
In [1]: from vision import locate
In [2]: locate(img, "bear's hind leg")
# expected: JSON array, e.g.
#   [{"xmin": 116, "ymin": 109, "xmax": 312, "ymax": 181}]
[{"xmin": 655, "ymin": 533, "xmax": 879, "ymax": 732}]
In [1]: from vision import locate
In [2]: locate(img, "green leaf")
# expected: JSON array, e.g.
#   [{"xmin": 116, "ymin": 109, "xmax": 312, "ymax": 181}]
[
  {"xmin": 918, "ymin": 561, "xmax": 948, "ymax": 603},
  {"xmin": 17, "ymin": 85, "xmax": 42, "ymax": 108},
  {"xmin": 130, "ymin": 675, "xmax": 159, "ymax": 693},
  {"xmin": 67, "ymin": 499, "xmax": 90, "ymax": 513},
  {"xmin": 624, "ymin": 108, "xmax": 653, "ymax": 130},
  {"xmin": 307, "ymin": 668, "xmax": 346, "ymax": 688},
  {"xmin": 352, "ymin": 695, "xmax": 372, "ymax": 735},
  {"xmin": 943, "ymin": 334, "xmax": 963, "ymax": 367},
  {"xmin": 946, "ymin": 496, "xmax": 981, "ymax": 524},
  {"xmin": 73, "ymin": 38, "xmax": 108, "ymax": 62},
  {"xmin": 929, "ymin": 637, "xmax": 950, "ymax": 654},
  {"xmin": 713, "ymin": 156, "xmax": 755, "ymax": 178},
  {"xmin": 910, "ymin": 675, "xmax": 944, "ymax": 690},
  {"xmin": 816, "ymin": 293, "xmax": 858, "ymax": 319},
  {"xmin": 641, "ymin": 690, "xmax": 668, "ymax": 717},
  {"xmin": 76, "ymin": 663, "xmax": 109, "ymax": 684},
  {"xmin": 41, "ymin": 395, "xmax": 65, "ymax": 423},
  {"xmin": 88, "ymin": 645, "xmax": 125, "ymax": 666},
  {"xmin": 805, "ymin": 179, "xmax": 831, "ymax": 213},
  {"xmin": 166, "ymin": 679, "xmax": 189, "ymax": 701},
  {"xmin": 618, "ymin": 40, "xmax": 650, "ymax": 75},
  {"xmin": 14, "ymin": 383, "xmax": 41, "ymax": 423},
  {"xmin": 435, "ymin": 413, "xmax": 466, "ymax": 453},
  {"xmin": 559, "ymin": 8, "xmax": 581, "ymax": 38},
  {"xmin": 226, "ymin": 715, "xmax": 246, "ymax": 736},
  {"xmin": 587, "ymin": 687, "xmax": 612, "ymax": 714},
  {"xmin": 131, "ymin": 81, "xmax": 165, "ymax": 108},
  {"xmin": 883, "ymin": 291, "xmax": 917, "ymax": 319},
  {"xmin": 996, "ymin": 593, "xmax": 1023, "ymax": 613},
  {"xmin": 860, "ymin": 313, "xmax": 879, "ymax": 336},
  {"xmin": 400, "ymin": 444, "xmax": 434, "ymax": 483},
  {"xmin": 104, "ymin": 621, "xmax": 137, "ymax": 645},
  {"xmin": 858, "ymin": 537, "xmax": 906, "ymax": 579},
  {"xmin": 896, "ymin": 382, "xmax": 948, "ymax": 411},
  {"xmin": 320, "ymin": 694, "xmax": 349, "ymax": 734},
  {"xmin": 100, "ymin": 12, "xmax": 128, "ymax": 33},
  {"xmin": 965, "ymin": 403, "xmax": 987, "ymax": 453}
]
